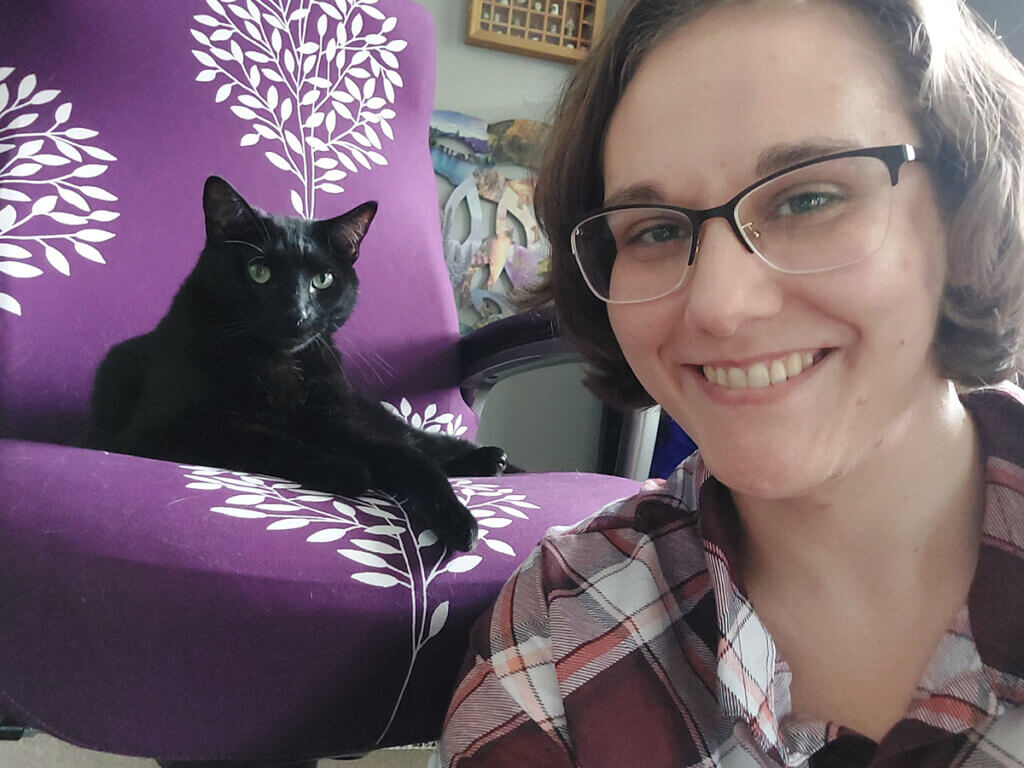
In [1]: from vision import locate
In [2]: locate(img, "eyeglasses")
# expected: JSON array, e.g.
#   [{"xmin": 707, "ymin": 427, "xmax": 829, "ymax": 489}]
[{"xmin": 570, "ymin": 143, "xmax": 926, "ymax": 304}]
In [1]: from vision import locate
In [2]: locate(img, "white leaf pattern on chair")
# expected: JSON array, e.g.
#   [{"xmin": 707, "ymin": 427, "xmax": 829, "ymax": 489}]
[
  {"xmin": 179, "ymin": 460, "xmax": 534, "ymax": 744},
  {"xmin": 0, "ymin": 67, "xmax": 119, "ymax": 317},
  {"xmin": 382, "ymin": 398, "xmax": 469, "ymax": 437},
  {"xmin": 190, "ymin": 0, "xmax": 406, "ymax": 217}
]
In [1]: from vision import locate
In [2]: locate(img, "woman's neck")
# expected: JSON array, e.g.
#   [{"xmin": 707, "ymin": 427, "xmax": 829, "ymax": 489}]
[{"xmin": 733, "ymin": 381, "xmax": 985, "ymax": 601}]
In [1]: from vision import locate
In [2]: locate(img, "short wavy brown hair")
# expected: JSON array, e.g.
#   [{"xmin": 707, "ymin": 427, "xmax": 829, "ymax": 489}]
[{"xmin": 532, "ymin": 0, "xmax": 1024, "ymax": 409}]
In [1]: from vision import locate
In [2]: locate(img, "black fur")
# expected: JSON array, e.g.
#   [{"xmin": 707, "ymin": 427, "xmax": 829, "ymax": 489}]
[{"xmin": 85, "ymin": 176, "xmax": 507, "ymax": 552}]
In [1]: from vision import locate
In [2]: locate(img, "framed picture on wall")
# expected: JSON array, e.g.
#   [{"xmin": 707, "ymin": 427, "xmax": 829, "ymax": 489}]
[{"xmin": 466, "ymin": 0, "xmax": 606, "ymax": 65}]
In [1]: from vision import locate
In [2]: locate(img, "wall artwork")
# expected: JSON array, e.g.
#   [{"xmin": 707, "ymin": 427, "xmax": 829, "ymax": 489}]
[
  {"xmin": 430, "ymin": 110, "xmax": 550, "ymax": 334},
  {"xmin": 466, "ymin": 0, "xmax": 605, "ymax": 65}
]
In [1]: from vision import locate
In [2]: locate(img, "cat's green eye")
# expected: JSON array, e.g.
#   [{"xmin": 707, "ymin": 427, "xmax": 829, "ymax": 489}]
[
  {"xmin": 312, "ymin": 272, "xmax": 334, "ymax": 290},
  {"xmin": 248, "ymin": 263, "xmax": 271, "ymax": 284}
]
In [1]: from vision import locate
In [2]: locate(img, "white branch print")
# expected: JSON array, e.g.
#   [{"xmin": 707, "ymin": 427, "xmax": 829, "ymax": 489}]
[
  {"xmin": 190, "ymin": 0, "xmax": 406, "ymax": 217},
  {"xmin": 382, "ymin": 397, "xmax": 469, "ymax": 438},
  {"xmin": 0, "ymin": 67, "xmax": 119, "ymax": 318},
  {"xmin": 179, "ymin": 452, "xmax": 535, "ymax": 743}
]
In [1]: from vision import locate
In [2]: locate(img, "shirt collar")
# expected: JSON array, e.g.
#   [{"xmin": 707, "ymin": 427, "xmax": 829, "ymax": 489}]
[{"xmin": 681, "ymin": 383, "xmax": 1024, "ymax": 757}]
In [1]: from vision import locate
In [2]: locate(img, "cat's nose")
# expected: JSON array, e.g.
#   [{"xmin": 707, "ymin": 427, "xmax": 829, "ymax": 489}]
[
  {"xmin": 286, "ymin": 306, "xmax": 311, "ymax": 329},
  {"xmin": 291, "ymin": 292, "xmax": 314, "ymax": 326}
]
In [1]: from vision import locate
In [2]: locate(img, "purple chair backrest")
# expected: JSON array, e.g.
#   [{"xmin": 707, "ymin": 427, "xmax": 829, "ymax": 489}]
[{"xmin": 0, "ymin": 0, "xmax": 475, "ymax": 444}]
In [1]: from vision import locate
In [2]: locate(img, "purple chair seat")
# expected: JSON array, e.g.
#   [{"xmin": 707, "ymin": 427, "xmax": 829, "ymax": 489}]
[
  {"xmin": 0, "ymin": 0, "xmax": 640, "ymax": 762},
  {"xmin": 0, "ymin": 439, "xmax": 636, "ymax": 760}
]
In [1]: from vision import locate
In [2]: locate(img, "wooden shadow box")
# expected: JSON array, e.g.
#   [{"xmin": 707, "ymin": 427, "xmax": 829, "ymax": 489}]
[{"xmin": 466, "ymin": 0, "xmax": 606, "ymax": 65}]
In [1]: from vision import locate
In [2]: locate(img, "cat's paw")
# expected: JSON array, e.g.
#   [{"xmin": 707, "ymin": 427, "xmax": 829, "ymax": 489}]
[
  {"xmin": 445, "ymin": 446, "xmax": 509, "ymax": 477},
  {"xmin": 432, "ymin": 505, "xmax": 479, "ymax": 553},
  {"xmin": 419, "ymin": 491, "xmax": 479, "ymax": 552}
]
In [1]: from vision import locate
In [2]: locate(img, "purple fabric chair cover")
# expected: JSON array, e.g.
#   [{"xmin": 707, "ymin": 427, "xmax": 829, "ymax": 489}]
[{"xmin": 0, "ymin": 0, "xmax": 640, "ymax": 761}]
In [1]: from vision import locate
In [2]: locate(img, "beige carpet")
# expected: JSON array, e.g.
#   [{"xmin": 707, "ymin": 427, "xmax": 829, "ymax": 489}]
[{"xmin": 0, "ymin": 734, "xmax": 431, "ymax": 768}]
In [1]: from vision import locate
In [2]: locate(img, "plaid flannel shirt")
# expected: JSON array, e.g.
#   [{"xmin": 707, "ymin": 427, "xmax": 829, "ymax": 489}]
[{"xmin": 433, "ymin": 385, "xmax": 1024, "ymax": 767}]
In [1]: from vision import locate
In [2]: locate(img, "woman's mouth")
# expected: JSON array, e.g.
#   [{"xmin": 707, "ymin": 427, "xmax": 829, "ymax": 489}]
[{"xmin": 699, "ymin": 349, "xmax": 831, "ymax": 390}]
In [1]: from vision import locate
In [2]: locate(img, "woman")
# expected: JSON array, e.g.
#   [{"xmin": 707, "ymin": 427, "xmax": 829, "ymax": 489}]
[{"xmin": 434, "ymin": 0, "xmax": 1024, "ymax": 765}]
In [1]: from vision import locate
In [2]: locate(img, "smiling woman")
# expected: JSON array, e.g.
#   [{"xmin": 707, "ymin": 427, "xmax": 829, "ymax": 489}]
[{"xmin": 434, "ymin": 1, "xmax": 1024, "ymax": 766}]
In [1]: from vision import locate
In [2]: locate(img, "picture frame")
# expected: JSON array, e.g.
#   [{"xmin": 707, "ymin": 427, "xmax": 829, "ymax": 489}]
[{"xmin": 466, "ymin": 0, "xmax": 606, "ymax": 65}]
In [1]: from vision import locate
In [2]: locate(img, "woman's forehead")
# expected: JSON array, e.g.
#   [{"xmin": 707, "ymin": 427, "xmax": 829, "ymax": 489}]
[{"xmin": 601, "ymin": 1, "xmax": 915, "ymax": 202}]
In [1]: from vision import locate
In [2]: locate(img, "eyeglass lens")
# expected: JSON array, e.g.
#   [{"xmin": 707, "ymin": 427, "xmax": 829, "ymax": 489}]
[{"xmin": 573, "ymin": 155, "xmax": 896, "ymax": 303}]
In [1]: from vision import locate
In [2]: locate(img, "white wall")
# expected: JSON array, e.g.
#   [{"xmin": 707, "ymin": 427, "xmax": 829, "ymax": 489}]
[
  {"xmin": 416, "ymin": 0, "xmax": 628, "ymax": 122},
  {"xmin": 971, "ymin": 0, "xmax": 1024, "ymax": 61},
  {"xmin": 417, "ymin": 0, "xmax": 566, "ymax": 122}
]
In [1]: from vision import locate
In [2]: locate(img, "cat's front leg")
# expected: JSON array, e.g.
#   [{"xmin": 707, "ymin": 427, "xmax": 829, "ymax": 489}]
[
  {"xmin": 355, "ymin": 397, "xmax": 515, "ymax": 477},
  {"xmin": 344, "ymin": 438, "xmax": 479, "ymax": 552},
  {"xmin": 135, "ymin": 415, "xmax": 374, "ymax": 499},
  {"xmin": 441, "ymin": 445, "xmax": 511, "ymax": 477}
]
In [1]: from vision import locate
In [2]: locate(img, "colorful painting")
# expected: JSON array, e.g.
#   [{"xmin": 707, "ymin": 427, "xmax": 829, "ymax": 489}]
[{"xmin": 430, "ymin": 110, "xmax": 550, "ymax": 333}]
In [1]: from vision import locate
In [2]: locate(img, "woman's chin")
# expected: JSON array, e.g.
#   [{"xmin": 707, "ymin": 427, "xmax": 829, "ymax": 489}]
[{"xmin": 700, "ymin": 445, "xmax": 841, "ymax": 503}]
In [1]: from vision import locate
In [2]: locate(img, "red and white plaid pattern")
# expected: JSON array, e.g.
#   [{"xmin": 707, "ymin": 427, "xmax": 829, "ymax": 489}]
[{"xmin": 434, "ymin": 386, "xmax": 1024, "ymax": 768}]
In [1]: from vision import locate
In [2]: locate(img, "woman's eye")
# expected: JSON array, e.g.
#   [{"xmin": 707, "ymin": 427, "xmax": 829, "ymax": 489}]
[
  {"xmin": 312, "ymin": 272, "xmax": 334, "ymax": 290},
  {"xmin": 627, "ymin": 223, "xmax": 684, "ymax": 246},
  {"xmin": 777, "ymin": 191, "xmax": 839, "ymax": 216},
  {"xmin": 247, "ymin": 263, "xmax": 271, "ymax": 284}
]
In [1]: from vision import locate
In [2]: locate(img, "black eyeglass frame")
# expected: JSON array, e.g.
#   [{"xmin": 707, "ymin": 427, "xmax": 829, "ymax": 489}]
[{"xmin": 570, "ymin": 143, "xmax": 927, "ymax": 303}]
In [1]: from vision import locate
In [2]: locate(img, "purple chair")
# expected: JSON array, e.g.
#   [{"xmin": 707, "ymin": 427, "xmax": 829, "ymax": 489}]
[{"xmin": 0, "ymin": 1, "xmax": 640, "ymax": 764}]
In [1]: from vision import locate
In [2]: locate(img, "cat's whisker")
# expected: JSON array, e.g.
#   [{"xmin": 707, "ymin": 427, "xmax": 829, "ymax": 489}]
[
  {"xmin": 369, "ymin": 351, "xmax": 399, "ymax": 380},
  {"xmin": 365, "ymin": 351, "xmax": 392, "ymax": 386},
  {"xmin": 350, "ymin": 348, "xmax": 387, "ymax": 386},
  {"xmin": 338, "ymin": 346, "xmax": 370, "ymax": 383},
  {"xmin": 334, "ymin": 327, "xmax": 398, "ymax": 385},
  {"xmin": 344, "ymin": 348, "xmax": 371, "ymax": 382},
  {"xmin": 316, "ymin": 336, "xmax": 337, "ymax": 361},
  {"xmin": 254, "ymin": 211, "xmax": 271, "ymax": 244},
  {"xmin": 313, "ymin": 335, "xmax": 349, "ymax": 375},
  {"xmin": 224, "ymin": 239, "xmax": 265, "ymax": 254}
]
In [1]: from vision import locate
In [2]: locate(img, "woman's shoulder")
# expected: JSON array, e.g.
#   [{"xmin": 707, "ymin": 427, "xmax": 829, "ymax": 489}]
[
  {"xmin": 499, "ymin": 454, "xmax": 711, "ymax": 624},
  {"xmin": 547, "ymin": 453, "xmax": 701, "ymax": 539},
  {"xmin": 964, "ymin": 382, "xmax": 1024, "ymax": 466}
]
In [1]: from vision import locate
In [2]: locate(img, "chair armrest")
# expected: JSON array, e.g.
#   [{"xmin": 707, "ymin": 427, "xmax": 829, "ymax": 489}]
[
  {"xmin": 459, "ymin": 307, "xmax": 582, "ymax": 393},
  {"xmin": 459, "ymin": 308, "xmax": 662, "ymax": 481}
]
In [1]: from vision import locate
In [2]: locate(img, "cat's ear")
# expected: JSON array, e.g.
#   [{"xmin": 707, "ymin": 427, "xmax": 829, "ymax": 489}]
[
  {"xmin": 203, "ymin": 176, "xmax": 261, "ymax": 243},
  {"xmin": 320, "ymin": 201, "xmax": 378, "ymax": 261}
]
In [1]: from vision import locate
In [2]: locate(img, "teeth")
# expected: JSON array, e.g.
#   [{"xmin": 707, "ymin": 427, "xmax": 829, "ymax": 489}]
[
  {"xmin": 701, "ymin": 351, "xmax": 824, "ymax": 390},
  {"xmin": 786, "ymin": 352, "xmax": 803, "ymax": 377},
  {"xmin": 747, "ymin": 363, "xmax": 770, "ymax": 389},
  {"xmin": 727, "ymin": 367, "xmax": 746, "ymax": 388}
]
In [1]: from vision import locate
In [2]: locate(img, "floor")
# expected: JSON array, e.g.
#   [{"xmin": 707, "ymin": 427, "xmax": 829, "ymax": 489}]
[{"xmin": 0, "ymin": 734, "xmax": 431, "ymax": 768}]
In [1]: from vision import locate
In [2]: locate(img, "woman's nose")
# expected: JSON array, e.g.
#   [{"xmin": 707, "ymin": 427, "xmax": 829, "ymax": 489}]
[{"xmin": 680, "ymin": 218, "xmax": 783, "ymax": 337}]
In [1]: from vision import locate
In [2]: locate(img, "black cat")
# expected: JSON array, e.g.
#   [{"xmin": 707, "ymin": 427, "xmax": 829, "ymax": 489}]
[{"xmin": 84, "ymin": 176, "xmax": 508, "ymax": 552}]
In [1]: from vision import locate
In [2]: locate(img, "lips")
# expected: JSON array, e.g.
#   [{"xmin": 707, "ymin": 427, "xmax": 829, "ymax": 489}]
[{"xmin": 700, "ymin": 349, "xmax": 830, "ymax": 389}]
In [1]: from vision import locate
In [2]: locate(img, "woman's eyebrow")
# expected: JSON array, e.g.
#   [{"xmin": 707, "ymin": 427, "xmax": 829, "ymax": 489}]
[
  {"xmin": 600, "ymin": 139, "xmax": 863, "ymax": 208},
  {"xmin": 602, "ymin": 182, "xmax": 667, "ymax": 207},
  {"xmin": 754, "ymin": 138, "xmax": 862, "ymax": 177}
]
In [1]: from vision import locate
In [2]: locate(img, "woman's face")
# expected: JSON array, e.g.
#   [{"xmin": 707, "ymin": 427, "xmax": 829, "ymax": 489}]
[{"xmin": 602, "ymin": 1, "xmax": 949, "ymax": 499}]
